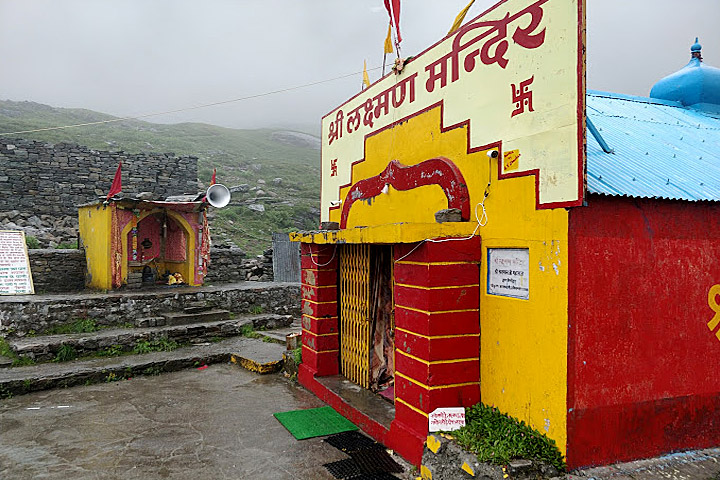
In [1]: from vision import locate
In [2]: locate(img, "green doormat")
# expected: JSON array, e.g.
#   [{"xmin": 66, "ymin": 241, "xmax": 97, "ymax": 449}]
[{"xmin": 274, "ymin": 406, "xmax": 358, "ymax": 440}]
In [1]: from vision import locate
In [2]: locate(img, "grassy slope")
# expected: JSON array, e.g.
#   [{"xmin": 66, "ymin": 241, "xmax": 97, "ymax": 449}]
[{"xmin": 0, "ymin": 100, "xmax": 321, "ymax": 255}]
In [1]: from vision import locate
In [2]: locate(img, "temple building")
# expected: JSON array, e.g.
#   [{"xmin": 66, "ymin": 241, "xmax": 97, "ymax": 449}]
[{"xmin": 293, "ymin": 0, "xmax": 720, "ymax": 467}]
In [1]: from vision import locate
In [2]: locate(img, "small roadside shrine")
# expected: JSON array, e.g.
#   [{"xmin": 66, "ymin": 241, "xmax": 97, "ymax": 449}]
[
  {"xmin": 78, "ymin": 198, "xmax": 210, "ymax": 290},
  {"xmin": 292, "ymin": 0, "xmax": 720, "ymax": 470}
]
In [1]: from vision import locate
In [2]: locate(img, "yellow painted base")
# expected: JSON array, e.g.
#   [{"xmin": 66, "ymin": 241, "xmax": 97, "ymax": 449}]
[{"xmin": 230, "ymin": 354, "xmax": 283, "ymax": 375}]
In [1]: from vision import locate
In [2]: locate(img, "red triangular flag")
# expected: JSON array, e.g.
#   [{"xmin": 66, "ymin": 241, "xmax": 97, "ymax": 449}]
[
  {"xmin": 391, "ymin": 0, "xmax": 401, "ymax": 43},
  {"xmin": 106, "ymin": 162, "xmax": 122, "ymax": 201},
  {"xmin": 211, "ymin": 168, "xmax": 216, "ymax": 186},
  {"xmin": 384, "ymin": 0, "xmax": 402, "ymax": 44}
]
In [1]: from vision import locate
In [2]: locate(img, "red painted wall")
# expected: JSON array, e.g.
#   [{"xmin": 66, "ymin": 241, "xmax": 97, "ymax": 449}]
[{"xmin": 567, "ymin": 194, "xmax": 720, "ymax": 468}]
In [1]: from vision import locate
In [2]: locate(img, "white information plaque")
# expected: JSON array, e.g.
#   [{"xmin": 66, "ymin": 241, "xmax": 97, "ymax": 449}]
[
  {"xmin": 429, "ymin": 407, "xmax": 466, "ymax": 432},
  {"xmin": 0, "ymin": 230, "xmax": 35, "ymax": 295},
  {"xmin": 487, "ymin": 248, "xmax": 529, "ymax": 300}
]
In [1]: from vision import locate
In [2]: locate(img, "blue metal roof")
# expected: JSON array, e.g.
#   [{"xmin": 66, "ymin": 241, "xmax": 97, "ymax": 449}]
[{"xmin": 586, "ymin": 90, "xmax": 720, "ymax": 202}]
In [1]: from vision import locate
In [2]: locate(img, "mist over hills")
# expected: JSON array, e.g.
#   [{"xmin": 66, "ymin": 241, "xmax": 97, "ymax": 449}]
[{"xmin": 0, "ymin": 99, "xmax": 322, "ymax": 256}]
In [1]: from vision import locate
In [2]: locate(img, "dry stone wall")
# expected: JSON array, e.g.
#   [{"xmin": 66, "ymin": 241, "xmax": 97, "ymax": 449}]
[
  {"xmin": 0, "ymin": 138, "xmax": 199, "ymax": 247},
  {"xmin": 28, "ymin": 249, "xmax": 86, "ymax": 294},
  {"xmin": 205, "ymin": 247, "xmax": 274, "ymax": 283},
  {"xmin": 0, "ymin": 283, "xmax": 300, "ymax": 336},
  {"xmin": 25, "ymin": 247, "xmax": 275, "ymax": 294}
]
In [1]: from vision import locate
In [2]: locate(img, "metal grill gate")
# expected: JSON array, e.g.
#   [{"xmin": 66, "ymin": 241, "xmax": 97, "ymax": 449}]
[{"xmin": 339, "ymin": 244, "xmax": 371, "ymax": 388}]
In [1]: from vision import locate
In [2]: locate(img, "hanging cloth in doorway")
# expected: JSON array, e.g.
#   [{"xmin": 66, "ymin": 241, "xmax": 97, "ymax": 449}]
[
  {"xmin": 369, "ymin": 247, "xmax": 395, "ymax": 393},
  {"xmin": 110, "ymin": 203, "xmax": 123, "ymax": 288}
]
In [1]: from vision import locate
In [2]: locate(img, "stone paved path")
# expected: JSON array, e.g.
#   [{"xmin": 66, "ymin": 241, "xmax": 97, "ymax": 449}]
[
  {"xmin": 0, "ymin": 364, "xmax": 349, "ymax": 480},
  {"xmin": 569, "ymin": 448, "xmax": 720, "ymax": 480}
]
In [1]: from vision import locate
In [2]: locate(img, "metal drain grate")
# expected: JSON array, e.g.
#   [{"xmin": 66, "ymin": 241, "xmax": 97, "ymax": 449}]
[
  {"xmin": 322, "ymin": 430, "xmax": 403, "ymax": 479},
  {"xmin": 347, "ymin": 473, "xmax": 401, "ymax": 480},
  {"xmin": 323, "ymin": 458, "xmax": 400, "ymax": 479},
  {"xmin": 324, "ymin": 458, "xmax": 366, "ymax": 479},
  {"xmin": 348, "ymin": 450, "xmax": 403, "ymax": 474},
  {"xmin": 324, "ymin": 431, "xmax": 385, "ymax": 453}
]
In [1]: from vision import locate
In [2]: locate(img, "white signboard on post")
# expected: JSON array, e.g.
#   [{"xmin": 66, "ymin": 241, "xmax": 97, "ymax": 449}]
[
  {"xmin": 429, "ymin": 407, "xmax": 466, "ymax": 432},
  {"xmin": 0, "ymin": 230, "xmax": 35, "ymax": 295},
  {"xmin": 488, "ymin": 248, "xmax": 529, "ymax": 299}
]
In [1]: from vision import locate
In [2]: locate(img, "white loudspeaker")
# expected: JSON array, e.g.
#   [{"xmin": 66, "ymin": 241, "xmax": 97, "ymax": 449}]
[{"xmin": 206, "ymin": 184, "xmax": 231, "ymax": 208}]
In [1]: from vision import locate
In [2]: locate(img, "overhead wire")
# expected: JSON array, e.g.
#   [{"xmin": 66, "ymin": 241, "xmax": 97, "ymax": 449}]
[{"xmin": 0, "ymin": 66, "xmax": 384, "ymax": 136}]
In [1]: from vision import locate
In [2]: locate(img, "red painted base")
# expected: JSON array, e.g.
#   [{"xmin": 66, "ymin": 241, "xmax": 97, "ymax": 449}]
[
  {"xmin": 567, "ymin": 391, "xmax": 720, "ymax": 469},
  {"xmin": 298, "ymin": 365, "xmax": 425, "ymax": 466}
]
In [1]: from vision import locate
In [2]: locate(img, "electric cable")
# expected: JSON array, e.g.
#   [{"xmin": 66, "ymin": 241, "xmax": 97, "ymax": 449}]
[{"xmin": 0, "ymin": 66, "xmax": 384, "ymax": 136}]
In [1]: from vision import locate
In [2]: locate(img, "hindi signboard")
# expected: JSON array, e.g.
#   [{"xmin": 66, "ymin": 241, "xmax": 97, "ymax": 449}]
[
  {"xmin": 0, "ymin": 230, "xmax": 35, "ymax": 295},
  {"xmin": 321, "ymin": 0, "xmax": 584, "ymax": 223},
  {"xmin": 488, "ymin": 248, "xmax": 529, "ymax": 299}
]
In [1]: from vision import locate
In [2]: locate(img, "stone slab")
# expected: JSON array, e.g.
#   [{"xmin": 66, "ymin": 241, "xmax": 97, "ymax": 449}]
[
  {"xmin": 162, "ymin": 309, "xmax": 231, "ymax": 325},
  {"xmin": 230, "ymin": 339, "xmax": 286, "ymax": 374},
  {"xmin": 0, "ymin": 336, "xmax": 286, "ymax": 398}
]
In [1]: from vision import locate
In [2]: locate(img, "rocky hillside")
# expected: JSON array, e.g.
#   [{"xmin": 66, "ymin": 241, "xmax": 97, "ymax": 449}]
[{"xmin": 0, "ymin": 100, "xmax": 321, "ymax": 255}]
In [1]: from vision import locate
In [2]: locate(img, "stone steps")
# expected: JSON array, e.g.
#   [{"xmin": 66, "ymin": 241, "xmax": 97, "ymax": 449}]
[
  {"xmin": 0, "ymin": 336, "xmax": 288, "ymax": 398},
  {"xmin": 162, "ymin": 309, "xmax": 231, "ymax": 326},
  {"xmin": 0, "ymin": 282, "xmax": 301, "ymax": 338},
  {"xmin": 259, "ymin": 322, "xmax": 303, "ymax": 346},
  {"xmin": 7, "ymin": 313, "xmax": 292, "ymax": 362}
]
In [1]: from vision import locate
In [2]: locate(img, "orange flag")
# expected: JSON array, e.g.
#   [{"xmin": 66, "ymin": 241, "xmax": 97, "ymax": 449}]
[
  {"xmin": 363, "ymin": 60, "xmax": 371, "ymax": 89},
  {"xmin": 384, "ymin": 23, "xmax": 394, "ymax": 54},
  {"xmin": 449, "ymin": 0, "xmax": 476, "ymax": 35}
]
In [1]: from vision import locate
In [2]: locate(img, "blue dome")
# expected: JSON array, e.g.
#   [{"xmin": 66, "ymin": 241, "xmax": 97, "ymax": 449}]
[
  {"xmin": 691, "ymin": 37, "xmax": 702, "ymax": 53},
  {"xmin": 650, "ymin": 39, "xmax": 720, "ymax": 107}
]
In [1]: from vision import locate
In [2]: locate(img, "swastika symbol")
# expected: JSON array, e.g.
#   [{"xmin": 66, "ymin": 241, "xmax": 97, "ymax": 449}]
[
  {"xmin": 511, "ymin": 76, "xmax": 535, "ymax": 118},
  {"xmin": 708, "ymin": 284, "xmax": 720, "ymax": 341}
]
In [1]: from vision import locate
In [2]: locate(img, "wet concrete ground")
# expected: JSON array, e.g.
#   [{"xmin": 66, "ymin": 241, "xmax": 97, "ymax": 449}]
[
  {"xmin": 0, "ymin": 365, "xmax": 350, "ymax": 479},
  {"xmin": 4, "ymin": 363, "xmax": 720, "ymax": 480}
]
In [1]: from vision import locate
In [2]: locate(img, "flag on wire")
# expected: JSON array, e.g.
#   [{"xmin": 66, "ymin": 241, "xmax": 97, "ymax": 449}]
[
  {"xmin": 105, "ymin": 161, "xmax": 122, "ymax": 202},
  {"xmin": 448, "ymin": 0, "xmax": 476, "ymax": 35},
  {"xmin": 363, "ymin": 60, "xmax": 371, "ymax": 89},
  {"xmin": 384, "ymin": 23, "xmax": 394, "ymax": 54}
]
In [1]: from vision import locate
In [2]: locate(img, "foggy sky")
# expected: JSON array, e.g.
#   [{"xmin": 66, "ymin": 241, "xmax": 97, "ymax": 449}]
[{"xmin": 0, "ymin": 0, "xmax": 718, "ymax": 131}]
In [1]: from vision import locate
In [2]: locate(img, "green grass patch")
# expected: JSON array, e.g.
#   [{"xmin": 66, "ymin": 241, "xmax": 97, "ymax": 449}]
[
  {"xmin": 53, "ymin": 344, "xmax": 78, "ymax": 363},
  {"xmin": 46, "ymin": 318, "xmax": 100, "ymax": 335},
  {"xmin": 13, "ymin": 356, "xmax": 35, "ymax": 367},
  {"xmin": 249, "ymin": 305, "xmax": 265, "ymax": 314},
  {"xmin": 240, "ymin": 323, "xmax": 262, "ymax": 339},
  {"xmin": 453, "ymin": 403, "xmax": 565, "ymax": 471},
  {"xmin": 25, "ymin": 235, "xmax": 40, "ymax": 249},
  {"xmin": 132, "ymin": 337, "xmax": 179, "ymax": 354},
  {"xmin": 0, "ymin": 337, "xmax": 15, "ymax": 358},
  {"xmin": 96, "ymin": 344, "xmax": 124, "ymax": 357},
  {"xmin": 143, "ymin": 366, "xmax": 162, "ymax": 376},
  {"xmin": 0, "ymin": 337, "xmax": 36, "ymax": 366},
  {"xmin": 293, "ymin": 347, "xmax": 302, "ymax": 364}
]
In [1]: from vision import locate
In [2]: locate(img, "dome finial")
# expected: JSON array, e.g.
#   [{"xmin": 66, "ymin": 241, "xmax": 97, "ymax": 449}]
[{"xmin": 691, "ymin": 37, "xmax": 703, "ymax": 61}]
